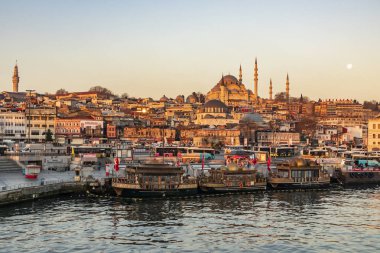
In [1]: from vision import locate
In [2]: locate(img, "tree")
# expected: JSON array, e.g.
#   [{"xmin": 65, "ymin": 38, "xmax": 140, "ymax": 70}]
[
  {"xmin": 274, "ymin": 92, "xmax": 287, "ymax": 102},
  {"xmin": 89, "ymin": 86, "xmax": 115, "ymax": 99},
  {"xmin": 120, "ymin": 93, "xmax": 129, "ymax": 99},
  {"xmin": 56, "ymin": 88, "xmax": 69, "ymax": 95},
  {"xmin": 45, "ymin": 129, "xmax": 53, "ymax": 142},
  {"xmin": 363, "ymin": 100, "xmax": 379, "ymax": 111}
]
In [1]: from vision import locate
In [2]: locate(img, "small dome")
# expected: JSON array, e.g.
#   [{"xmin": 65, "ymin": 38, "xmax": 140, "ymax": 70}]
[
  {"xmin": 186, "ymin": 95, "xmax": 197, "ymax": 103},
  {"xmin": 240, "ymin": 113, "xmax": 267, "ymax": 127},
  {"xmin": 204, "ymin": 99, "xmax": 227, "ymax": 109},
  {"xmin": 159, "ymin": 95, "xmax": 169, "ymax": 102}
]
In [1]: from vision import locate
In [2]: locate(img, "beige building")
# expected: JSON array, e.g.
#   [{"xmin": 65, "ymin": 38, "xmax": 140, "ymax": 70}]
[
  {"xmin": 25, "ymin": 107, "xmax": 56, "ymax": 142},
  {"xmin": 195, "ymin": 100, "xmax": 239, "ymax": 126},
  {"xmin": 367, "ymin": 117, "xmax": 380, "ymax": 151},
  {"xmin": 256, "ymin": 131, "xmax": 300, "ymax": 146},
  {"xmin": 206, "ymin": 70, "xmax": 256, "ymax": 107}
]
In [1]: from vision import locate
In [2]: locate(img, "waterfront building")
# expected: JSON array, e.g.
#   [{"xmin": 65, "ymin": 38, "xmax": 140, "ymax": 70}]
[
  {"xmin": 180, "ymin": 127, "xmax": 240, "ymax": 147},
  {"xmin": 55, "ymin": 116, "xmax": 104, "ymax": 144},
  {"xmin": 25, "ymin": 107, "xmax": 56, "ymax": 142},
  {"xmin": 0, "ymin": 109, "xmax": 26, "ymax": 142},
  {"xmin": 123, "ymin": 126, "xmax": 176, "ymax": 143},
  {"xmin": 256, "ymin": 131, "xmax": 300, "ymax": 146},
  {"xmin": 367, "ymin": 117, "xmax": 380, "ymax": 151}
]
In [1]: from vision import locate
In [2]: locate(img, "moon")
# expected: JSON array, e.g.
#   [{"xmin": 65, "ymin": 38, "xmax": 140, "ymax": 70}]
[{"xmin": 346, "ymin": 63, "xmax": 353, "ymax": 70}]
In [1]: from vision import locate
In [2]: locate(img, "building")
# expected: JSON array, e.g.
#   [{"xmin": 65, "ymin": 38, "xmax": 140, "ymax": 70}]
[
  {"xmin": 256, "ymin": 131, "xmax": 300, "ymax": 146},
  {"xmin": 0, "ymin": 110, "xmax": 26, "ymax": 141},
  {"xmin": 25, "ymin": 107, "xmax": 56, "ymax": 142},
  {"xmin": 367, "ymin": 117, "xmax": 380, "ymax": 151},
  {"xmin": 206, "ymin": 65, "xmax": 256, "ymax": 106},
  {"xmin": 180, "ymin": 127, "xmax": 240, "ymax": 147},
  {"xmin": 123, "ymin": 126, "xmax": 176, "ymax": 143},
  {"xmin": 195, "ymin": 100, "xmax": 239, "ymax": 126},
  {"xmin": 55, "ymin": 116, "xmax": 104, "ymax": 143}
]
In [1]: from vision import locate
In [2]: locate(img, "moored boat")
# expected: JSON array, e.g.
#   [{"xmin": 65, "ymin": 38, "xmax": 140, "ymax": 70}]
[
  {"xmin": 268, "ymin": 158, "xmax": 330, "ymax": 189},
  {"xmin": 335, "ymin": 157, "xmax": 380, "ymax": 185},
  {"xmin": 198, "ymin": 163, "xmax": 267, "ymax": 193},
  {"xmin": 112, "ymin": 161, "xmax": 198, "ymax": 198}
]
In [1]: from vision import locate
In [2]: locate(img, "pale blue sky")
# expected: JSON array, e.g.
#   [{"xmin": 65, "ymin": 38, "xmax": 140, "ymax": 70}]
[{"xmin": 0, "ymin": 0, "xmax": 379, "ymax": 101}]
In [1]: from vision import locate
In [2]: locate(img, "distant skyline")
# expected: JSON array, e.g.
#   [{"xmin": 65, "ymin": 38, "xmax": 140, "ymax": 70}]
[{"xmin": 0, "ymin": 0, "xmax": 379, "ymax": 101}]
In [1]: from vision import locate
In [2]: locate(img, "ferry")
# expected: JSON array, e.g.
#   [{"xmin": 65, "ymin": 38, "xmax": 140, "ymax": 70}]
[
  {"xmin": 198, "ymin": 163, "xmax": 267, "ymax": 193},
  {"xmin": 23, "ymin": 165, "xmax": 41, "ymax": 179},
  {"xmin": 335, "ymin": 157, "xmax": 380, "ymax": 185},
  {"xmin": 268, "ymin": 158, "xmax": 330, "ymax": 189},
  {"xmin": 112, "ymin": 160, "xmax": 198, "ymax": 198}
]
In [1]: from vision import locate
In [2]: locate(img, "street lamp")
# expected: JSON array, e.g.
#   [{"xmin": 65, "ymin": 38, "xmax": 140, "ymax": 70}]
[{"xmin": 26, "ymin": 89, "xmax": 35, "ymax": 144}]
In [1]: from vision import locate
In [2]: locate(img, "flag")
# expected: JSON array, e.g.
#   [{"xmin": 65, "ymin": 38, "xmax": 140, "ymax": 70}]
[
  {"xmin": 114, "ymin": 157, "xmax": 119, "ymax": 172},
  {"xmin": 267, "ymin": 157, "xmax": 271, "ymax": 172},
  {"xmin": 201, "ymin": 153, "xmax": 205, "ymax": 171},
  {"xmin": 71, "ymin": 147, "xmax": 75, "ymax": 157},
  {"xmin": 105, "ymin": 164, "xmax": 110, "ymax": 176}
]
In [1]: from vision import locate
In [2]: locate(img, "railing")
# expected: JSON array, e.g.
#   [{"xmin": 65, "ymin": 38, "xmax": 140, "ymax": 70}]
[
  {"xmin": 0, "ymin": 178, "xmax": 75, "ymax": 192},
  {"xmin": 113, "ymin": 177, "xmax": 196, "ymax": 190},
  {"xmin": 4, "ymin": 151, "xmax": 69, "ymax": 157}
]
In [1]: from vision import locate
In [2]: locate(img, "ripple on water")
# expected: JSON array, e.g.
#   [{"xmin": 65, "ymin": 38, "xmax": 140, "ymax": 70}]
[{"xmin": 0, "ymin": 187, "xmax": 379, "ymax": 252}]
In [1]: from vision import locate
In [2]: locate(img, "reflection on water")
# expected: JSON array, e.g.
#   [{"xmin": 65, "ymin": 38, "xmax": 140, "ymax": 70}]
[{"xmin": 0, "ymin": 187, "xmax": 379, "ymax": 252}]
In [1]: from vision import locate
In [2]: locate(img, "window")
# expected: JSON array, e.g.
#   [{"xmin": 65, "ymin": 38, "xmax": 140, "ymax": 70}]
[
  {"xmin": 374, "ymin": 124, "xmax": 376, "ymax": 129},
  {"xmin": 374, "ymin": 134, "xmax": 377, "ymax": 139}
]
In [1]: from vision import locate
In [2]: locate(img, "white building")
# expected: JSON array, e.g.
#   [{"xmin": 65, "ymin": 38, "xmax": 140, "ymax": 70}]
[{"xmin": 0, "ymin": 110, "xmax": 26, "ymax": 141}]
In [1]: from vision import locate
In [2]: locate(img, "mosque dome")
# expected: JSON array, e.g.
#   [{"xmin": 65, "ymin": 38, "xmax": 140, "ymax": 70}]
[
  {"xmin": 202, "ymin": 99, "xmax": 228, "ymax": 113},
  {"xmin": 240, "ymin": 113, "xmax": 267, "ymax": 128},
  {"xmin": 159, "ymin": 95, "xmax": 169, "ymax": 102},
  {"xmin": 219, "ymin": 75, "xmax": 239, "ymax": 85},
  {"xmin": 204, "ymin": 99, "xmax": 227, "ymax": 109},
  {"xmin": 186, "ymin": 95, "xmax": 197, "ymax": 103}
]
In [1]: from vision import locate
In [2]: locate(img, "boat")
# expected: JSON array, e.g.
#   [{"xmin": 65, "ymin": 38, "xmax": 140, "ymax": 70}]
[
  {"xmin": 23, "ymin": 165, "xmax": 41, "ymax": 179},
  {"xmin": 334, "ymin": 156, "xmax": 380, "ymax": 185},
  {"xmin": 268, "ymin": 158, "xmax": 330, "ymax": 189},
  {"xmin": 112, "ymin": 160, "xmax": 198, "ymax": 198},
  {"xmin": 198, "ymin": 163, "xmax": 267, "ymax": 193}
]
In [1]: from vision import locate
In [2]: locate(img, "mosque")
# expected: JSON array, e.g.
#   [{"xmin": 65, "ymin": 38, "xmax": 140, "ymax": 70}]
[
  {"xmin": 206, "ymin": 59, "xmax": 259, "ymax": 107},
  {"xmin": 205, "ymin": 58, "xmax": 290, "ymax": 107}
]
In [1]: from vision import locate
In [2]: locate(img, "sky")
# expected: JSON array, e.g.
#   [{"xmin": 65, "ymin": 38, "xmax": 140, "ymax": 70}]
[{"xmin": 0, "ymin": 0, "xmax": 379, "ymax": 101}]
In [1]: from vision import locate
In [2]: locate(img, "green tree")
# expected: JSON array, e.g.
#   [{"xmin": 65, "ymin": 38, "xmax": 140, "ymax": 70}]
[{"xmin": 45, "ymin": 129, "xmax": 53, "ymax": 142}]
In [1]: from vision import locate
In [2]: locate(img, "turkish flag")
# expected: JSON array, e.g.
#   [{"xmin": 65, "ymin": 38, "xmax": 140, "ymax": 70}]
[
  {"xmin": 114, "ymin": 157, "xmax": 119, "ymax": 172},
  {"xmin": 267, "ymin": 157, "xmax": 271, "ymax": 172}
]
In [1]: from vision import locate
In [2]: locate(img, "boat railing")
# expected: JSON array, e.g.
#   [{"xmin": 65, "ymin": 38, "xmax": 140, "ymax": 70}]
[
  {"xmin": 291, "ymin": 177, "xmax": 323, "ymax": 183},
  {"xmin": 113, "ymin": 177, "xmax": 196, "ymax": 190}
]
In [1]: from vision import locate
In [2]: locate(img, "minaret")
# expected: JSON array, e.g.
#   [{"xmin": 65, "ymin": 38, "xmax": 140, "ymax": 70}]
[
  {"xmin": 254, "ymin": 58, "xmax": 258, "ymax": 102},
  {"xmin": 220, "ymin": 74, "xmax": 226, "ymax": 104},
  {"xmin": 269, "ymin": 78, "xmax": 273, "ymax": 100},
  {"xmin": 238, "ymin": 64, "xmax": 242, "ymax": 85},
  {"xmin": 12, "ymin": 62, "xmax": 20, "ymax": 92},
  {"xmin": 286, "ymin": 73, "xmax": 290, "ymax": 102}
]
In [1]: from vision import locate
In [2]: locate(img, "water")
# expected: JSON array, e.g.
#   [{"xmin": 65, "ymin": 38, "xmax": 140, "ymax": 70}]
[{"xmin": 0, "ymin": 187, "xmax": 379, "ymax": 252}]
